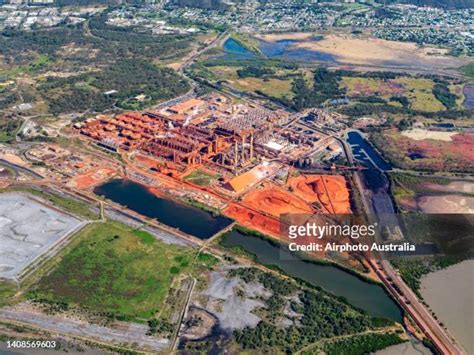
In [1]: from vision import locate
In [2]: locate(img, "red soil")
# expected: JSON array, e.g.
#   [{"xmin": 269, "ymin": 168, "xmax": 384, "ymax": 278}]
[
  {"xmin": 71, "ymin": 167, "xmax": 116, "ymax": 189},
  {"xmin": 136, "ymin": 154, "xmax": 160, "ymax": 169},
  {"xmin": 242, "ymin": 185, "xmax": 314, "ymax": 218},
  {"xmin": 288, "ymin": 175, "xmax": 351, "ymax": 214},
  {"xmin": 223, "ymin": 203, "xmax": 281, "ymax": 237},
  {"xmin": 383, "ymin": 131, "xmax": 474, "ymax": 172}
]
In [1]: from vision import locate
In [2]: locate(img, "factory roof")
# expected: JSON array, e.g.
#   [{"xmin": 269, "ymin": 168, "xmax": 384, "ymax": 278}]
[
  {"xmin": 228, "ymin": 164, "xmax": 272, "ymax": 193},
  {"xmin": 169, "ymin": 98, "xmax": 205, "ymax": 114}
]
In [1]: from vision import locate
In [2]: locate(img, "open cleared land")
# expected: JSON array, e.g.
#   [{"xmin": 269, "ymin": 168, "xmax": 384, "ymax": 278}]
[
  {"xmin": 183, "ymin": 169, "xmax": 216, "ymax": 186},
  {"xmin": 28, "ymin": 221, "xmax": 195, "ymax": 320},
  {"xmin": 288, "ymin": 174, "xmax": 351, "ymax": 214},
  {"xmin": 401, "ymin": 129, "xmax": 457, "ymax": 141},
  {"xmin": 0, "ymin": 192, "xmax": 84, "ymax": 280},
  {"xmin": 390, "ymin": 173, "xmax": 474, "ymax": 213},
  {"xmin": 242, "ymin": 184, "xmax": 313, "ymax": 217},
  {"xmin": 418, "ymin": 195, "xmax": 474, "ymax": 214},
  {"xmin": 341, "ymin": 76, "xmax": 451, "ymax": 112},
  {"xmin": 0, "ymin": 303, "xmax": 170, "ymax": 352},
  {"xmin": 224, "ymin": 203, "xmax": 281, "ymax": 237},
  {"xmin": 372, "ymin": 129, "xmax": 474, "ymax": 172},
  {"xmin": 197, "ymin": 65, "xmax": 295, "ymax": 99},
  {"xmin": 232, "ymin": 77, "xmax": 293, "ymax": 99},
  {"xmin": 223, "ymin": 174, "xmax": 351, "ymax": 236},
  {"xmin": 258, "ymin": 33, "xmax": 470, "ymax": 70}
]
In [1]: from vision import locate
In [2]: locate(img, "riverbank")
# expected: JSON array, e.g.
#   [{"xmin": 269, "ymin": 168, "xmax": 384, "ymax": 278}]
[{"xmin": 219, "ymin": 227, "xmax": 403, "ymax": 321}]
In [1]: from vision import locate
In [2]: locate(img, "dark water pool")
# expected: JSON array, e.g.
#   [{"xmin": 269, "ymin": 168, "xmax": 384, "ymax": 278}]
[
  {"xmin": 94, "ymin": 179, "xmax": 232, "ymax": 239},
  {"xmin": 221, "ymin": 230, "xmax": 403, "ymax": 322}
]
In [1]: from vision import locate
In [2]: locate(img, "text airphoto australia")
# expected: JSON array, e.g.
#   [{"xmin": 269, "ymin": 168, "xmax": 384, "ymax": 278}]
[{"xmin": 287, "ymin": 222, "xmax": 416, "ymax": 253}]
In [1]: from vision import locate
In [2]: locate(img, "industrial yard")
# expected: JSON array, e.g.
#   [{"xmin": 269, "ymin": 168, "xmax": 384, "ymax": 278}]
[
  {"xmin": 70, "ymin": 93, "xmax": 354, "ymax": 239},
  {"xmin": 0, "ymin": 192, "xmax": 85, "ymax": 281},
  {"xmin": 0, "ymin": 0, "xmax": 472, "ymax": 353}
]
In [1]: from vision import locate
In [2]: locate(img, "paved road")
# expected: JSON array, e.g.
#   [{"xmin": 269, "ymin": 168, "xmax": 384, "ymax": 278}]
[{"xmin": 0, "ymin": 158, "xmax": 44, "ymax": 179}]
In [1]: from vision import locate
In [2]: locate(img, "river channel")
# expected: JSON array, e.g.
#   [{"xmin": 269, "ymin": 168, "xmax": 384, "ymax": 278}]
[
  {"xmin": 346, "ymin": 130, "xmax": 397, "ymax": 216},
  {"xmin": 94, "ymin": 178, "xmax": 232, "ymax": 239},
  {"xmin": 221, "ymin": 229, "xmax": 403, "ymax": 322}
]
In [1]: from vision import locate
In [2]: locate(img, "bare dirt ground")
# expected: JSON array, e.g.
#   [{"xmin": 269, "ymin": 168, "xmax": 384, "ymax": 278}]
[
  {"xmin": 417, "ymin": 195, "xmax": 474, "ymax": 214},
  {"xmin": 295, "ymin": 34, "xmax": 468, "ymax": 68},
  {"xmin": 223, "ymin": 203, "xmax": 281, "ymax": 237},
  {"xmin": 401, "ymin": 129, "xmax": 457, "ymax": 142},
  {"xmin": 242, "ymin": 184, "xmax": 313, "ymax": 217},
  {"xmin": 257, "ymin": 32, "xmax": 314, "ymax": 41},
  {"xmin": 424, "ymin": 181, "xmax": 474, "ymax": 194},
  {"xmin": 376, "ymin": 337, "xmax": 431, "ymax": 355},
  {"xmin": 287, "ymin": 174, "xmax": 351, "ymax": 214},
  {"xmin": 180, "ymin": 307, "xmax": 217, "ymax": 340},
  {"xmin": 258, "ymin": 33, "xmax": 468, "ymax": 70},
  {"xmin": 420, "ymin": 260, "xmax": 474, "ymax": 354},
  {"xmin": 0, "ymin": 302, "xmax": 169, "ymax": 352}
]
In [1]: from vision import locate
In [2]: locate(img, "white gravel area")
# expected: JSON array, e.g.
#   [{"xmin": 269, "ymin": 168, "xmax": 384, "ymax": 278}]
[
  {"xmin": 203, "ymin": 271, "xmax": 265, "ymax": 331},
  {"xmin": 0, "ymin": 192, "xmax": 84, "ymax": 280}
]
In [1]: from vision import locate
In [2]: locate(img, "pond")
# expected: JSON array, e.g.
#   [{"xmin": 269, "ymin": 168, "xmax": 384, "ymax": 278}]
[
  {"xmin": 347, "ymin": 131, "xmax": 392, "ymax": 172},
  {"xmin": 222, "ymin": 38, "xmax": 256, "ymax": 59},
  {"xmin": 221, "ymin": 38, "xmax": 336, "ymax": 62},
  {"xmin": 94, "ymin": 179, "xmax": 232, "ymax": 239}
]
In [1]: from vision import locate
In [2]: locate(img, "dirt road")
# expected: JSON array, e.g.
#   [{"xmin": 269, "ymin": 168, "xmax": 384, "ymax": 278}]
[{"xmin": 0, "ymin": 305, "xmax": 169, "ymax": 352}]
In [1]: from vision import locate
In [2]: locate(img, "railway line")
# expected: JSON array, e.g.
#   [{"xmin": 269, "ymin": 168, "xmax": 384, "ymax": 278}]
[{"xmin": 341, "ymin": 133, "xmax": 465, "ymax": 355}]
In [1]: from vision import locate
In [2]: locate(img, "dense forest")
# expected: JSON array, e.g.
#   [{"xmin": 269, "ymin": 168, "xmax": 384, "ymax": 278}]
[
  {"xmin": 0, "ymin": 9, "xmax": 194, "ymax": 114},
  {"xmin": 291, "ymin": 68, "xmax": 345, "ymax": 111},
  {"xmin": 229, "ymin": 268, "xmax": 397, "ymax": 353},
  {"xmin": 39, "ymin": 59, "xmax": 190, "ymax": 114},
  {"xmin": 0, "ymin": 10, "xmax": 195, "ymax": 65}
]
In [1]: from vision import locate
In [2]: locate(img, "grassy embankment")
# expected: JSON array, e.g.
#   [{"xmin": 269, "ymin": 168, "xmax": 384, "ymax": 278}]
[
  {"xmin": 228, "ymin": 32, "xmax": 263, "ymax": 56},
  {"xmin": 27, "ymin": 221, "xmax": 216, "ymax": 321},
  {"xmin": 217, "ymin": 225, "xmax": 382, "ymax": 285},
  {"xmin": 183, "ymin": 169, "xmax": 216, "ymax": 186}
]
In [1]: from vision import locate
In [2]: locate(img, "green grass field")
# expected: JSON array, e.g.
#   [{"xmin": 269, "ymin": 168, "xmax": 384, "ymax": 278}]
[
  {"xmin": 341, "ymin": 76, "xmax": 446, "ymax": 112},
  {"xmin": 0, "ymin": 119, "xmax": 22, "ymax": 143},
  {"xmin": 28, "ymin": 222, "xmax": 195, "ymax": 320},
  {"xmin": 0, "ymin": 281, "xmax": 17, "ymax": 307},
  {"xmin": 232, "ymin": 77, "xmax": 294, "ymax": 99},
  {"xmin": 459, "ymin": 62, "xmax": 474, "ymax": 81},
  {"xmin": 183, "ymin": 169, "xmax": 216, "ymax": 186}
]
